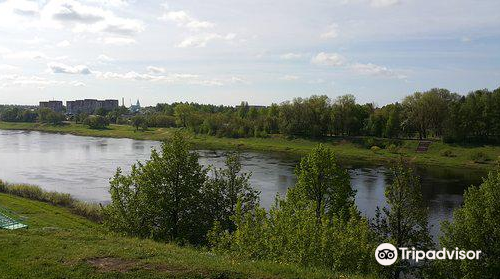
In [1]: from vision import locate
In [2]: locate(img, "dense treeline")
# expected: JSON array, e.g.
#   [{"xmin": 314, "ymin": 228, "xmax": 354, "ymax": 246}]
[
  {"xmin": 143, "ymin": 87, "xmax": 500, "ymax": 143},
  {"xmin": 103, "ymin": 133, "xmax": 500, "ymax": 278},
  {"xmin": 2, "ymin": 86, "xmax": 500, "ymax": 142}
]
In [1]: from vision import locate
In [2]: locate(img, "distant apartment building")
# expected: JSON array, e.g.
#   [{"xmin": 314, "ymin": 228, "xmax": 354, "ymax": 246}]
[
  {"xmin": 39, "ymin": 101, "xmax": 63, "ymax": 113},
  {"xmin": 66, "ymin": 99, "xmax": 119, "ymax": 115}
]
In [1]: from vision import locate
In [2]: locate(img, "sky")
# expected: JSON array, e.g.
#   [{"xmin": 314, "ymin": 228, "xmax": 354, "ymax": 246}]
[{"xmin": 0, "ymin": 0, "xmax": 499, "ymax": 107}]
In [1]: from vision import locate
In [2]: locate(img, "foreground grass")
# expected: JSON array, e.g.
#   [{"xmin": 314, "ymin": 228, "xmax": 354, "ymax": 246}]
[
  {"xmin": 0, "ymin": 193, "xmax": 373, "ymax": 279},
  {"xmin": 1, "ymin": 121, "xmax": 499, "ymax": 170}
]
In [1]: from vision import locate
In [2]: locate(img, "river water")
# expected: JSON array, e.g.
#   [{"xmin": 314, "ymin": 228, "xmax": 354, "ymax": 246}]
[{"xmin": 0, "ymin": 130, "xmax": 485, "ymax": 239}]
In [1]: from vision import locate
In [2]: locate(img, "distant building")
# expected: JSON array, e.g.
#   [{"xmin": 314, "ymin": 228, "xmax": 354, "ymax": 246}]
[
  {"xmin": 39, "ymin": 101, "xmax": 63, "ymax": 113},
  {"xmin": 66, "ymin": 99, "xmax": 119, "ymax": 115},
  {"xmin": 130, "ymin": 99, "xmax": 141, "ymax": 113}
]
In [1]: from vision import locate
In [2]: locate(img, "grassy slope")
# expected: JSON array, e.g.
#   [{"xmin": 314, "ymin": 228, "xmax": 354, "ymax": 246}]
[
  {"xmin": 0, "ymin": 121, "xmax": 498, "ymax": 170},
  {"xmin": 0, "ymin": 193, "xmax": 372, "ymax": 279}
]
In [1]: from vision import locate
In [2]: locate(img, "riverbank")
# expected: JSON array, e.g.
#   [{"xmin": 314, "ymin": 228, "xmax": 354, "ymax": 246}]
[
  {"xmin": 0, "ymin": 192, "xmax": 372, "ymax": 279},
  {"xmin": 0, "ymin": 121, "xmax": 498, "ymax": 171}
]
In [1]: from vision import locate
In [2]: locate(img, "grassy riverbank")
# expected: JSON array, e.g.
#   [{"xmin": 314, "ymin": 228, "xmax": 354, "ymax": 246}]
[
  {"xmin": 1, "ymin": 121, "xmax": 499, "ymax": 170},
  {"xmin": 0, "ymin": 192, "xmax": 372, "ymax": 279}
]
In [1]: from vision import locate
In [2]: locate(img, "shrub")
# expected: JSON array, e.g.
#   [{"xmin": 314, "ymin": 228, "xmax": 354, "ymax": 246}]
[
  {"xmin": 83, "ymin": 115, "xmax": 109, "ymax": 129},
  {"xmin": 470, "ymin": 151, "xmax": 490, "ymax": 163},
  {"xmin": 440, "ymin": 149, "xmax": 456, "ymax": 157},
  {"xmin": 386, "ymin": 144, "xmax": 399, "ymax": 153},
  {"xmin": 370, "ymin": 145, "xmax": 381, "ymax": 152}
]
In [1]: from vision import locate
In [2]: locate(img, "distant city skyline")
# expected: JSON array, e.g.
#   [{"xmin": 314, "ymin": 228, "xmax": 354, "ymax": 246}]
[{"xmin": 0, "ymin": 0, "xmax": 499, "ymax": 107}]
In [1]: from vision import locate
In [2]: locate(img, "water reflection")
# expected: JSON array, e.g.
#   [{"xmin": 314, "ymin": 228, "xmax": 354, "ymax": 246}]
[{"xmin": 0, "ymin": 130, "xmax": 485, "ymax": 239}]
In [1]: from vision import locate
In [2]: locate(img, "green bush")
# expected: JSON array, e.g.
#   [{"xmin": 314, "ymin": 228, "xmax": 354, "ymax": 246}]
[
  {"xmin": 83, "ymin": 115, "xmax": 109, "ymax": 129},
  {"xmin": 470, "ymin": 151, "xmax": 490, "ymax": 163},
  {"xmin": 386, "ymin": 144, "xmax": 399, "ymax": 153},
  {"xmin": 370, "ymin": 145, "xmax": 381, "ymax": 152},
  {"xmin": 440, "ymin": 149, "xmax": 456, "ymax": 157}
]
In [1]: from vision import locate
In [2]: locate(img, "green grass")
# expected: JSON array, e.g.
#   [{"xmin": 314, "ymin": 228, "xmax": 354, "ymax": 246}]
[
  {"xmin": 0, "ymin": 193, "xmax": 373, "ymax": 279},
  {"xmin": 1, "ymin": 121, "xmax": 499, "ymax": 170}
]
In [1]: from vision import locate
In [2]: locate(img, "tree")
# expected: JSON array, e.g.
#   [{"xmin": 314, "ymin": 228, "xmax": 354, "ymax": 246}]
[
  {"xmin": 83, "ymin": 115, "xmax": 109, "ymax": 129},
  {"xmin": 103, "ymin": 132, "xmax": 208, "ymax": 244},
  {"xmin": 372, "ymin": 160, "xmax": 433, "ymax": 279},
  {"xmin": 131, "ymin": 115, "xmax": 147, "ymax": 131},
  {"xmin": 204, "ymin": 151, "xmax": 259, "ymax": 232},
  {"xmin": 174, "ymin": 103, "xmax": 196, "ymax": 127},
  {"xmin": 437, "ymin": 165, "xmax": 500, "ymax": 279},
  {"xmin": 295, "ymin": 144, "xmax": 355, "ymax": 222}
]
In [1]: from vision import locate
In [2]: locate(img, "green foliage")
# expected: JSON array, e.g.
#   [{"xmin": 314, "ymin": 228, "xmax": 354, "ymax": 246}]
[
  {"xmin": 204, "ymin": 151, "xmax": 260, "ymax": 232},
  {"xmin": 470, "ymin": 151, "xmax": 490, "ymax": 163},
  {"xmin": 372, "ymin": 160, "xmax": 433, "ymax": 278},
  {"xmin": 0, "ymin": 180, "xmax": 102, "ymax": 222},
  {"xmin": 102, "ymin": 131, "xmax": 209, "ymax": 244},
  {"xmin": 295, "ymin": 144, "xmax": 355, "ymax": 221},
  {"xmin": 83, "ymin": 115, "xmax": 109, "ymax": 129},
  {"xmin": 440, "ymin": 149, "xmax": 456, "ymax": 157},
  {"xmin": 436, "ymin": 165, "xmax": 500, "ymax": 279},
  {"xmin": 210, "ymin": 145, "xmax": 374, "ymax": 274},
  {"xmin": 370, "ymin": 146, "xmax": 381, "ymax": 152},
  {"xmin": 38, "ymin": 108, "xmax": 65, "ymax": 125},
  {"xmin": 131, "ymin": 115, "xmax": 147, "ymax": 131}
]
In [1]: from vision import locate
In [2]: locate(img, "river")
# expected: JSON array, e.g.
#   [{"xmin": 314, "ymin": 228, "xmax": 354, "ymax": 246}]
[{"xmin": 0, "ymin": 130, "xmax": 485, "ymax": 239}]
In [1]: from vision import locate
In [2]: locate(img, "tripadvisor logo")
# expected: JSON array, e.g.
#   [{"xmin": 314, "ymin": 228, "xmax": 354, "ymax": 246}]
[{"xmin": 375, "ymin": 243, "xmax": 482, "ymax": 266}]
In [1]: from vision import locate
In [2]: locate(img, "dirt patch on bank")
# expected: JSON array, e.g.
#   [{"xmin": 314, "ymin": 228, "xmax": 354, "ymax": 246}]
[{"xmin": 86, "ymin": 257, "xmax": 192, "ymax": 275}]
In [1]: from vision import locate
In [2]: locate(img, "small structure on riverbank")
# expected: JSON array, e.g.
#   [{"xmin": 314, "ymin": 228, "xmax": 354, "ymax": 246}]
[{"xmin": 0, "ymin": 206, "xmax": 27, "ymax": 230}]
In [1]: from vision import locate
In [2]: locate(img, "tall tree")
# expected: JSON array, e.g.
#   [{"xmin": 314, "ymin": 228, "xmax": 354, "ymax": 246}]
[
  {"xmin": 372, "ymin": 160, "xmax": 433, "ymax": 279},
  {"xmin": 103, "ymin": 132, "xmax": 208, "ymax": 244},
  {"xmin": 295, "ymin": 144, "xmax": 355, "ymax": 222}
]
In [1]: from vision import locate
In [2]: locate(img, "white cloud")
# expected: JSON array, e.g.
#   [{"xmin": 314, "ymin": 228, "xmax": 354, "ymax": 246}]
[
  {"xmin": 280, "ymin": 75, "xmax": 300, "ymax": 81},
  {"xmin": 3, "ymin": 51, "xmax": 48, "ymax": 60},
  {"xmin": 0, "ymin": 64, "xmax": 20, "ymax": 72},
  {"xmin": 86, "ymin": 0, "xmax": 130, "ymax": 7},
  {"xmin": 177, "ymin": 33, "xmax": 235, "ymax": 48},
  {"xmin": 349, "ymin": 62, "xmax": 405, "ymax": 79},
  {"xmin": 280, "ymin": 53, "xmax": 303, "ymax": 60},
  {"xmin": 147, "ymin": 66, "xmax": 166, "ymax": 74},
  {"xmin": 47, "ymin": 62, "xmax": 91, "ymax": 74},
  {"xmin": 311, "ymin": 52, "xmax": 345, "ymax": 66},
  {"xmin": 95, "ymin": 70, "xmax": 243, "ymax": 86},
  {"xmin": 159, "ymin": 10, "xmax": 215, "ymax": 30},
  {"xmin": 57, "ymin": 40, "xmax": 71, "ymax": 47},
  {"xmin": 320, "ymin": 23, "xmax": 339, "ymax": 39},
  {"xmin": 370, "ymin": 0, "xmax": 400, "ymax": 8},
  {"xmin": 103, "ymin": 36, "xmax": 136, "ymax": 45},
  {"xmin": 69, "ymin": 80, "xmax": 86, "ymax": 86},
  {"xmin": 97, "ymin": 54, "xmax": 114, "ymax": 62},
  {"xmin": 0, "ymin": 74, "xmax": 64, "ymax": 89},
  {"xmin": 40, "ymin": 0, "xmax": 144, "ymax": 36}
]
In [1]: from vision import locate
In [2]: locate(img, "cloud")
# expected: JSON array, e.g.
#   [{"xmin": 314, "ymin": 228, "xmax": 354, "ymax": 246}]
[
  {"xmin": 147, "ymin": 66, "xmax": 166, "ymax": 74},
  {"xmin": 3, "ymin": 51, "xmax": 48, "ymax": 60},
  {"xmin": 97, "ymin": 54, "xmax": 114, "ymax": 62},
  {"xmin": 0, "ymin": 64, "xmax": 20, "ymax": 72},
  {"xmin": 69, "ymin": 80, "xmax": 86, "ymax": 86},
  {"xmin": 177, "ymin": 33, "xmax": 235, "ymax": 48},
  {"xmin": 103, "ymin": 36, "xmax": 136, "ymax": 45},
  {"xmin": 311, "ymin": 52, "xmax": 345, "ymax": 66},
  {"xmin": 349, "ymin": 62, "xmax": 405, "ymax": 79},
  {"xmin": 57, "ymin": 40, "xmax": 71, "ymax": 47},
  {"xmin": 320, "ymin": 23, "xmax": 339, "ymax": 39},
  {"xmin": 94, "ymin": 70, "xmax": 244, "ymax": 86},
  {"xmin": 370, "ymin": 0, "xmax": 400, "ymax": 8},
  {"xmin": 280, "ymin": 53, "xmax": 303, "ymax": 60},
  {"xmin": 158, "ymin": 10, "xmax": 215, "ymax": 30},
  {"xmin": 41, "ymin": 0, "xmax": 144, "ymax": 36},
  {"xmin": 280, "ymin": 75, "xmax": 300, "ymax": 81},
  {"xmin": 0, "ymin": 74, "xmax": 64, "ymax": 89},
  {"xmin": 47, "ymin": 62, "xmax": 92, "ymax": 74}
]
